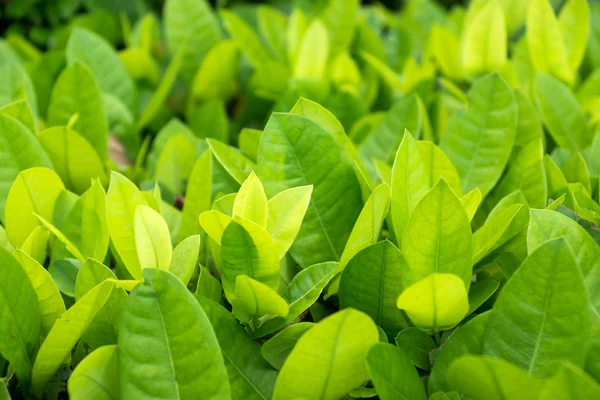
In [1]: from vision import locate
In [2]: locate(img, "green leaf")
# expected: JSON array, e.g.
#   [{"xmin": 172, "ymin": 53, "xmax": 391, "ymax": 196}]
[
  {"xmin": 258, "ymin": 112, "xmax": 363, "ymax": 268},
  {"xmin": 440, "ymin": 73, "xmax": 517, "ymax": 197},
  {"xmin": 460, "ymin": 188, "xmax": 482, "ymax": 221},
  {"xmin": 231, "ymin": 275, "xmax": 288, "ymax": 324},
  {"xmin": 318, "ymin": 0, "xmax": 358, "ymax": 56},
  {"xmin": 239, "ymin": 128, "xmax": 263, "ymax": 162},
  {"xmin": 468, "ymin": 279, "xmax": 499, "ymax": 315},
  {"xmin": 163, "ymin": 0, "xmax": 223, "ymax": 82},
  {"xmin": 483, "ymin": 238, "xmax": 592, "ymax": 377},
  {"xmin": 359, "ymin": 95, "xmax": 423, "ymax": 168},
  {"xmin": 74, "ymin": 259, "xmax": 127, "ymax": 349},
  {"xmin": 489, "ymin": 139, "xmax": 547, "ymax": 208},
  {"xmin": 207, "ymin": 138, "xmax": 255, "ymax": 185},
  {"xmin": 293, "ymin": 20, "xmax": 329, "ymax": 80},
  {"xmin": 252, "ymin": 261, "xmax": 337, "ymax": 338},
  {"xmin": 428, "ymin": 312, "xmax": 489, "ymax": 393},
  {"xmin": 194, "ymin": 265, "xmax": 222, "ymax": 304},
  {"xmin": 447, "ymin": 355, "xmax": 543, "ymax": 400},
  {"xmin": 197, "ymin": 296, "xmax": 277, "ymax": 399},
  {"xmin": 5, "ymin": 167, "xmax": 65, "ymax": 248},
  {"xmin": 366, "ymin": 343, "xmax": 427, "ymax": 400},
  {"xmin": 107, "ymin": 171, "xmax": 149, "ymax": 280},
  {"xmin": 402, "ymin": 179, "xmax": 473, "ymax": 288},
  {"xmin": 559, "ymin": 0, "xmax": 590, "ymax": 73},
  {"xmin": 20, "ymin": 225, "xmax": 49, "ymax": 265},
  {"xmin": 460, "ymin": 0, "xmax": 507, "ymax": 76},
  {"xmin": 67, "ymin": 28, "xmax": 135, "ymax": 111},
  {"xmin": 390, "ymin": 131, "xmax": 428, "ymax": 244},
  {"xmin": 394, "ymin": 327, "xmax": 437, "ymax": 371},
  {"xmin": 562, "ymin": 152, "xmax": 591, "ymax": 194},
  {"xmin": 472, "ymin": 204, "xmax": 523, "ymax": 264},
  {"xmin": 339, "ymin": 241, "xmax": 410, "ymax": 335},
  {"xmin": 533, "ymin": 73, "xmax": 590, "ymax": 152},
  {"xmin": 134, "ymin": 205, "xmax": 172, "ymax": 271},
  {"xmin": 541, "ymin": 362, "xmax": 600, "ymax": 400},
  {"xmin": 38, "ymin": 126, "xmax": 107, "ymax": 194},
  {"xmin": 220, "ymin": 10, "xmax": 275, "ymax": 70},
  {"xmin": 154, "ymin": 134, "xmax": 198, "ymax": 196},
  {"xmin": 119, "ymin": 269, "xmax": 230, "ymax": 399},
  {"xmin": 221, "ymin": 219, "xmax": 279, "ymax": 300},
  {"xmin": 47, "ymin": 62, "xmax": 108, "ymax": 161},
  {"xmin": 0, "ymin": 114, "xmax": 51, "ymax": 220},
  {"xmin": 527, "ymin": 0, "xmax": 573, "ymax": 84},
  {"xmin": 169, "ymin": 235, "xmax": 200, "ymax": 286},
  {"xmin": 0, "ymin": 99, "xmax": 36, "ymax": 134},
  {"xmin": 266, "ymin": 185, "xmax": 313, "ymax": 259},
  {"xmin": 0, "ymin": 248, "xmax": 41, "ymax": 385},
  {"xmin": 528, "ymin": 209, "xmax": 600, "ymax": 317},
  {"xmin": 136, "ymin": 45, "xmax": 185, "ymax": 133},
  {"xmin": 178, "ymin": 150, "xmax": 212, "ymax": 243},
  {"xmin": 68, "ymin": 345, "xmax": 119, "ymax": 400},
  {"xmin": 397, "ymin": 273, "xmax": 469, "ymax": 332},
  {"xmin": 35, "ymin": 212, "xmax": 85, "ymax": 263},
  {"xmin": 273, "ymin": 308, "xmax": 379, "ymax": 400},
  {"xmin": 260, "ymin": 322, "xmax": 314, "ymax": 370},
  {"xmin": 233, "ymin": 172, "xmax": 268, "ymax": 228},
  {"xmin": 327, "ymin": 183, "xmax": 390, "ymax": 297},
  {"xmin": 417, "ymin": 140, "xmax": 462, "ymax": 196},
  {"xmin": 32, "ymin": 280, "xmax": 114, "ymax": 396},
  {"xmin": 53, "ymin": 179, "xmax": 109, "ymax": 262},
  {"xmin": 13, "ymin": 249, "xmax": 65, "ymax": 335},
  {"xmin": 514, "ymin": 89, "xmax": 543, "ymax": 150},
  {"xmin": 190, "ymin": 40, "xmax": 239, "ymax": 104}
]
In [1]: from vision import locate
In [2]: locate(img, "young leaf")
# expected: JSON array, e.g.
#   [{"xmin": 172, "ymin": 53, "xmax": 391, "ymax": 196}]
[
  {"xmin": 5, "ymin": 167, "xmax": 65, "ymax": 248},
  {"xmin": 68, "ymin": 345, "xmax": 119, "ymax": 400},
  {"xmin": 221, "ymin": 219, "xmax": 279, "ymax": 301},
  {"xmin": 390, "ymin": 130, "xmax": 428, "ymax": 244},
  {"xmin": 32, "ymin": 280, "xmax": 114, "ymax": 396},
  {"xmin": 472, "ymin": 204, "xmax": 523, "ymax": 264},
  {"xmin": 273, "ymin": 308, "xmax": 379, "ymax": 400},
  {"xmin": 134, "ymin": 205, "xmax": 172, "ymax": 271},
  {"xmin": 207, "ymin": 138, "xmax": 255, "ymax": 185},
  {"xmin": 0, "ymin": 248, "xmax": 41, "ymax": 385},
  {"xmin": 252, "ymin": 261, "xmax": 337, "ymax": 338},
  {"xmin": 13, "ymin": 249, "xmax": 65, "ymax": 335},
  {"xmin": 483, "ymin": 238, "xmax": 592, "ymax": 377},
  {"xmin": 20, "ymin": 225, "xmax": 49, "ymax": 265},
  {"xmin": 197, "ymin": 296, "xmax": 277, "ymax": 399},
  {"xmin": 74, "ymin": 259, "xmax": 127, "ymax": 349},
  {"xmin": 402, "ymin": 179, "xmax": 473, "ymax": 288},
  {"xmin": 318, "ymin": 0, "xmax": 358, "ymax": 56},
  {"xmin": 460, "ymin": 0, "xmax": 507, "ymax": 76},
  {"xmin": 231, "ymin": 275, "xmax": 289, "ymax": 324},
  {"xmin": 233, "ymin": 171, "xmax": 268, "ymax": 228},
  {"xmin": 527, "ymin": 0, "xmax": 573, "ymax": 84},
  {"xmin": 397, "ymin": 273, "xmax": 469, "ymax": 332},
  {"xmin": 366, "ymin": 343, "xmax": 427, "ymax": 400},
  {"xmin": 417, "ymin": 140, "xmax": 462, "ymax": 196},
  {"xmin": 559, "ymin": 0, "xmax": 590, "ymax": 73},
  {"xmin": 260, "ymin": 322, "xmax": 314, "ymax": 370},
  {"xmin": 169, "ymin": 235, "xmax": 200, "ymax": 286},
  {"xmin": 460, "ymin": 188, "xmax": 482, "ymax": 221},
  {"xmin": 266, "ymin": 185, "xmax": 313, "ymax": 259},
  {"xmin": 107, "ymin": 172, "xmax": 149, "ymax": 280},
  {"xmin": 119, "ymin": 269, "xmax": 230, "ymax": 399},
  {"xmin": 178, "ymin": 150, "xmax": 212, "ymax": 242},
  {"xmin": 440, "ymin": 73, "xmax": 517, "ymax": 197},
  {"xmin": 339, "ymin": 241, "xmax": 410, "ymax": 336},
  {"xmin": 293, "ymin": 20, "xmax": 329, "ymax": 79}
]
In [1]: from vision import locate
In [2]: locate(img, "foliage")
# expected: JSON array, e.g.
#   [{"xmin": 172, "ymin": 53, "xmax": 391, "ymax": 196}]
[{"xmin": 0, "ymin": 0, "xmax": 599, "ymax": 398}]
